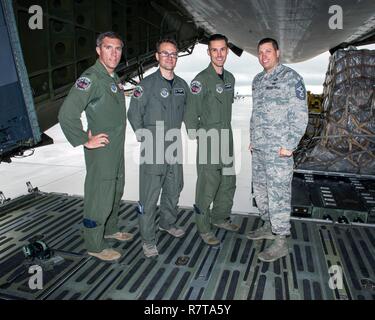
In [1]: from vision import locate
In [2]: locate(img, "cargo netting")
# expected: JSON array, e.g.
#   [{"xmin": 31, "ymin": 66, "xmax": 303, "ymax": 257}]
[{"xmin": 295, "ymin": 47, "xmax": 375, "ymax": 175}]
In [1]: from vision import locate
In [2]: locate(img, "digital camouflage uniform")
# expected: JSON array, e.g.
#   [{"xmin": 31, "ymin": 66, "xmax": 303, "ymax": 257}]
[
  {"xmin": 128, "ymin": 69, "xmax": 188, "ymax": 245},
  {"xmin": 184, "ymin": 63, "xmax": 236, "ymax": 234},
  {"xmin": 251, "ymin": 64, "xmax": 308, "ymax": 236},
  {"xmin": 58, "ymin": 59, "xmax": 127, "ymax": 252}
]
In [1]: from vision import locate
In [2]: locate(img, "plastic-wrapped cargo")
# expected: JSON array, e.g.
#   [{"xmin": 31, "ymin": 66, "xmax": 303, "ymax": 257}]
[{"xmin": 295, "ymin": 47, "xmax": 375, "ymax": 175}]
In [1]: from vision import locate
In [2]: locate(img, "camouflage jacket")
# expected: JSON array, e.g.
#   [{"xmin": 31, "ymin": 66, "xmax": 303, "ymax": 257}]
[{"xmin": 251, "ymin": 64, "xmax": 308, "ymax": 152}]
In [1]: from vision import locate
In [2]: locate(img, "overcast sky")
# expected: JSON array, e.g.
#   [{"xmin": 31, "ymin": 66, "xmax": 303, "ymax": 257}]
[{"xmin": 154, "ymin": 43, "xmax": 375, "ymax": 95}]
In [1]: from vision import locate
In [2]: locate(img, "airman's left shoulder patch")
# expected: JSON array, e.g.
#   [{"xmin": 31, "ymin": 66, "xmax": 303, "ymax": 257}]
[
  {"xmin": 295, "ymin": 80, "xmax": 306, "ymax": 100},
  {"xmin": 190, "ymin": 80, "xmax": 202, "ymax": 95},
  {"xmin": 133, "ymin": 85, "xmax": 144, "ymax": 99},
  {"xmin": 75, "ymin": 77, "xmax": 91, "ymax": 91}
]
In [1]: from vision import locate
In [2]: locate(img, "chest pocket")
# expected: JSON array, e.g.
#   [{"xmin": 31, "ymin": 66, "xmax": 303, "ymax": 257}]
[
  {"xmin": 224, "ymin": 84, "xmax": 234, "ymax": 120},
  {"xmin": 203, "ymin": 88, "xmax": 221, "ymax": 125},
  {"xmin": 172, "ymin": 94, "xmax": 185, "ymax": 127},
  {"xmin": 91, "ymin": 82, "xmax": 125, "ymax": 128},
  {"xmin": 143, "ymin": 92, "xmax": 166, "ymax": 125}
]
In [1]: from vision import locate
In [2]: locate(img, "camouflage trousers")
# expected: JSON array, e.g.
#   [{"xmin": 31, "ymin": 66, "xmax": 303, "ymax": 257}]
[{"xmin": 252, "ymin": 149, "xmax": 294, "ymax": 236}]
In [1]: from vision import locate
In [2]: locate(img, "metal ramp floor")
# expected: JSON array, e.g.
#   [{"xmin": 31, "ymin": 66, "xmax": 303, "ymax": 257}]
[{"xmin": 0, "ymin": 192, "xmax": 374, "ymax": 300}]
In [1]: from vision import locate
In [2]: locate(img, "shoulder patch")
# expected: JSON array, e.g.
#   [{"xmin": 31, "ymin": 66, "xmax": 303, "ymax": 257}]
[
  {"xmin": 295, "ymin": 80, "xmax": 306, "ymax": 100},
  {"xmin": 190, "ymin": 80, "xmax": 202, "ymax": 95},
  {"xmin": 75, "ymin": 77, "xmax": 91, "ymax": 91},
  {"xmin": 133, "ymin": 85, "xmax": 144, "ymax": 99}
]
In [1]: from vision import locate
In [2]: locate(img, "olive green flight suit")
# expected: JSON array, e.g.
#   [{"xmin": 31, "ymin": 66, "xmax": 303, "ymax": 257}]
[
  {"xmin": 128, "ymin": 69, "xmax": 188, "ymax": 245},
  {"xmin": 58, "ymin": 59, "xmax": 127, "ymax": 253},
  {"xmin": 184, "ymin": 63, "xmax": 236, "ymax": 234}
]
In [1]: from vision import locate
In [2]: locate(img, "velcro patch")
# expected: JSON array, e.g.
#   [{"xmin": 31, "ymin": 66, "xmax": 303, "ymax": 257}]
[
  {"xmin": 83, "ymin": 219, "xmax": 97, "ymax": 229},
  {"xmin": 75, "ymin": 77, "xmax": 91, "ymax": 91},
  {"xmin": 133, "ymin": 85, "xmax": 144, "ymax": 99},
  {"xmin": 174, "ymin": 88, "xmax": 185, "ymax": 96},
  {"xmin": 295, "ymin": 80, "xmax": 306, "ymax": 100},
  {"xmin": 190, "ymin": 80, "xmax": 202, "ymax": 94},
  {"xmin": 225, "ymin": 83, "xmax": 233, "ymax": 91}
]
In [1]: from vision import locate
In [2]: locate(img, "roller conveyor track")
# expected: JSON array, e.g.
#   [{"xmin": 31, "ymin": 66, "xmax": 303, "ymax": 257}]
[{"xmin": 0, "ymin": 192, "xmax": 374, "ymax": 300}]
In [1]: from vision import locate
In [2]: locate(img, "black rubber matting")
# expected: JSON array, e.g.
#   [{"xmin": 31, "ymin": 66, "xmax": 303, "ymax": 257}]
[{"xmin": 0, "ymin": 192, "xmax": 374, "ymax": 300}]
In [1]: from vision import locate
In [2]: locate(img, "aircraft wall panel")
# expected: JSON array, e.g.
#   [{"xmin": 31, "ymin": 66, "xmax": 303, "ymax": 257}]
[
  {"xmin": 125, "ymin": 3, "xmax": 137, "ymax": 59},
  {"xmin": 94, "ymin": 0, "xmax": 112, "ymax": 32},
  {"xmin": 74, "ymin": 0, "xmax": 95, "ymax": 30},
  {"xmin": 48, "ymin": 0, "xmax": 74, "ymax": 22},
  {"xmin": 50, "ymin": 19, "xmax": 75, "ymax": 66},
  {"xmin": 29, "ymin": 73, "xmax": 50, "ymax": 102},
  {"xmin": 16, "ymin": 0, "xmax": 46, "ymax": 11},
  {"xmin": 17, "ymin": 11, "xmax": 48, "ymax": 73},
  {"xmin": 10, "ymin": 0, "xmax": 199, "ymax": 132},
  {"xmin": 52, "ymin": 64, "xmax": 75, "ymax": 92},
  {"xmin": 77, "ymin": 57, "xmax": 96, "ymax": 77},
  {"xmin": 75, "ymin": 27, "xmax": 95, "ymax": 60},
  {"xmin": 111, "ymin": 1, "xmax": 125, "ymax": 39}
]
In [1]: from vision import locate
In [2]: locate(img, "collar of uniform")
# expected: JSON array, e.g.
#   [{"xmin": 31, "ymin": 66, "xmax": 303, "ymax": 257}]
[
  {"xmin": 263, "ymin": 63, "xmax": 284, "ymax": 80},
  {"xmin": 94, "ymin": 59, "xmax": 119, "ymax": 81},
  {"xmin": 156, "ymin": 68, "xmax": 175, "ymax": 85},
  {"xmin": 206, "ymin": 63, "xmax": 226, "ymax": 82}
]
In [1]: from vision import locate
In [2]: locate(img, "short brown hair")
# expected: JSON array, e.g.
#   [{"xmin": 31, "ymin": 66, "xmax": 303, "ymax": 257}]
[
  {"xmin": 257, "ymin": 38, "xmax": 279, "ymax": 51},
  {"xmin": 208, "ymin": 34, "xmax": 229, "ymax": 47},
  {"xmin": 156, "ymin": 38, "xmax": 178, "ymax": 52},
  {"xmin": 96, "ymin": 31, "xmax": 124, "ymax": 48}
]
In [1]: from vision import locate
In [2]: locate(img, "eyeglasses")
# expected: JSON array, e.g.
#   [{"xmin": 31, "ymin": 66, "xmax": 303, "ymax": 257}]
[{"xmin": 158, "ymin": 51, "xmax": 178, "ymax": 59}]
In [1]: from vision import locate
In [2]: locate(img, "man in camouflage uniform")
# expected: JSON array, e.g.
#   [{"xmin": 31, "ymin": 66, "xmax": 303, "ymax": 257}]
[
  {"xmin": 58, "ymin": 32, "xmax": 133, "ymax": 262},
  {"xmin": 184, "ymin": 34, "xmax": 239, "ymax": 246},
  {"xmin": 248, "ymin": 38, "xmax": 308, "ymax": 262},
  {"xmin": 128, "ymin": 39, "xmax": 188, "ymax": 258}
]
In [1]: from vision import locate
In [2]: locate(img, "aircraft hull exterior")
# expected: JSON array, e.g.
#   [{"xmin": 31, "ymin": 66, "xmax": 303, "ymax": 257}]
[{"xmin": 179, "ymin": 0, "xmax": 375, "ymax": 62}]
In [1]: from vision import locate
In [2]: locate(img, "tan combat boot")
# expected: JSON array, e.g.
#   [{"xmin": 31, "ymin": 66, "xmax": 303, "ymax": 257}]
[
  {"xmin": 258, "ymin": 235, "xmax": 289, "ymax": 262},
  {"xmin": 104, "ymin": 232, "xmax": 134, "ymax": 241},
  {"xmin": 159, "ymin": 226, "xmax": 185, "ymax": 238},
  {"xmin": 247, "ymin": 221, "xmax": 277, "ymax": 240},
  {"xmin": 88, "ymin": 248, "xmax": 121, "ymax": 261},
  {"xmin": 213, "ymin": 220, "xmax": 240, "ymax": 232},
  {"xmin": 200, "ymin": 232, "xmax": 220, "ymax": 246},
  {"xmin": 142, "ymin": 243, "xmax": 159, "ymax": 258}
]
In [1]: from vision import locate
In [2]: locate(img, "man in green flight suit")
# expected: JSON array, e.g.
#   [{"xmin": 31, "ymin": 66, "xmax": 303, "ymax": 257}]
[
  {"xmin": 58, "ymin": 32, "xmax": 133, "ymax": 262},
  {"xmin": 184, "ymin": 34, "xmax": 239, "ymax": 246},
  {"xmin": 128, "ymin": 39, "xmax": 188, "ymax": 258}
]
